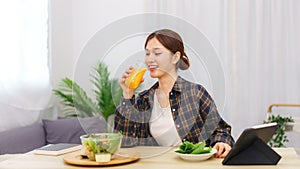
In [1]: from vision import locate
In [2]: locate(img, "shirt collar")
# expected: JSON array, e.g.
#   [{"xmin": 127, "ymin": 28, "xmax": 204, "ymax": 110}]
[{"xmin": 172, "ymin": 76, "xmax": 185, "ymax": 92}]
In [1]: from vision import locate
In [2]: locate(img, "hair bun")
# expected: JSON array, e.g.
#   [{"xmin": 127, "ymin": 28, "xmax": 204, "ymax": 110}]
[{"xmin": 179, "ymin": 54, "xmax": 190, "ymax": 70}]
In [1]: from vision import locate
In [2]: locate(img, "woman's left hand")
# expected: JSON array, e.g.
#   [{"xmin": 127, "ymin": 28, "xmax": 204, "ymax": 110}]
[{"xmin": 213, "ymin": 142, "xmax": 232, "ymax": 158}]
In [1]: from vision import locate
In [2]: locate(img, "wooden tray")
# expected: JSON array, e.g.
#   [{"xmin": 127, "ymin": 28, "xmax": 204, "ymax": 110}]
[{"xmin": 63, "ymin": 151, "xmax": 139, "ymax": 166}]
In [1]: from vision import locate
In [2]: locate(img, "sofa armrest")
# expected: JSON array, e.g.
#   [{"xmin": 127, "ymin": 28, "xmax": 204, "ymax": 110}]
[{"xmin": 0, "ymin": 123, "xmax": 46, "ymax": 155}]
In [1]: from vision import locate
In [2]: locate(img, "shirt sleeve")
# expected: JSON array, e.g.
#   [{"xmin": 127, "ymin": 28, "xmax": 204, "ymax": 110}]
[
  {"xmin": 198, "ymin": 86, "xmax": 235, "ymax": 147},
  {"xmin": 208, "ymin": 119, "xmax": 235, "ymax": 147},
  {"xmin": 114, "ymin": 96, "xmax": 139, "ymax": 147},
  {"xmin": 114, "ymin": 95, "xmax": 157, "ymax": 147}
]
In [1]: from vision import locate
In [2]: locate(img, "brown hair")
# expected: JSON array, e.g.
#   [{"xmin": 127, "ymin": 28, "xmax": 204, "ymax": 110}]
[{"xmin": 144, "ymin": 29, "xmax": 190, "ymax": 70}]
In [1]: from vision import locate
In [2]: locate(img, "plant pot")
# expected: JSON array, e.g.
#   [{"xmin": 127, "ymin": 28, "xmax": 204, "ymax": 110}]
[{"xmin": 285, "ymin": 122, "xmax": 294, "ymax": 132}]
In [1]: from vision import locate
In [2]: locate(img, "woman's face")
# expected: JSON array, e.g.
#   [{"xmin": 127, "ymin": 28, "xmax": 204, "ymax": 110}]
[{"xmin": 144, "ymin": 37, "xmax": 179, "ymax": 79}]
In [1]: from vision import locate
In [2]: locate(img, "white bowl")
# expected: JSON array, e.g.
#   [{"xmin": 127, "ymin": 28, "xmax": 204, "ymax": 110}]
[{"xmin": 175, "ymin": 148, "xmax": 217, "ymax": 162}]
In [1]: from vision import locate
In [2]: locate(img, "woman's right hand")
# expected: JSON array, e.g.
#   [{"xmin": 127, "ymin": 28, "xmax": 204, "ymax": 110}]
[{"xmin": 120, "ymin": 67, "xmax": 135, "ymax": 99}]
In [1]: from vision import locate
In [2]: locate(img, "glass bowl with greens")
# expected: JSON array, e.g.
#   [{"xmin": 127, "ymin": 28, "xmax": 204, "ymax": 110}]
[{"xmin": 80, "ymin": 132, "xmax": 123, "ymax": 161}]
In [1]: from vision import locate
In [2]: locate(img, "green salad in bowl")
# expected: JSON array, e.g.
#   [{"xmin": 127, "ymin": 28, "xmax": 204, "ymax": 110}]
[
  {"xmin": 80, "ymin": 132, "xmax": 123, "ymax": 162},
  {"xmin": 175, "ymin": 141, "xmax": 212, "ymax": 154},
  {"xmin": 175, "ymin": 141, "xmax": 217, "ymax": 161}
]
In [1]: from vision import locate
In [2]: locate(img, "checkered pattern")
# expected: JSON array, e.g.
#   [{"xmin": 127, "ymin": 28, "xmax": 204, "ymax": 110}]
[{"xmin": 114, "ymin": 76, "xmax": 234, "ymax": 147}]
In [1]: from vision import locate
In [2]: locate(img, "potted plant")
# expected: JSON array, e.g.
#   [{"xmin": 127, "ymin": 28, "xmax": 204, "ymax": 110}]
[
  {"xmin": 263, "ymin": 114, "xmax": 294, "ymax": 147},
  {"xmin": 53, "ymin": 62, "xmax": 122, "ymax": 132}
]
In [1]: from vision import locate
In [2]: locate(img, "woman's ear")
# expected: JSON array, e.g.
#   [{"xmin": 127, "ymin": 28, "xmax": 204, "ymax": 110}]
[{"xmin": 172, "ymin": 51, "xmax": 181, "ymax": 65}]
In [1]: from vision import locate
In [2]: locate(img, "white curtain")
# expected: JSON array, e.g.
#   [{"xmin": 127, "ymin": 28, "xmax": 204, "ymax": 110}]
[
  {"xmin": 0, "ymin": 0, "xmax": 52, "ymax": 132},
  {"xmin": 222, "ymin": 0, "xmax": 300, "ymax": 138},
  {"xmin": 145, "ymin": 0, "xmax": 300, "ymax": 139}
]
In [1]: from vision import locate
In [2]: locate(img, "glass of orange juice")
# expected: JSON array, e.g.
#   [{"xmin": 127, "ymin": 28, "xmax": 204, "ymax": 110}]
[{"xmin": 125, "ymin": 67, "xmax": 147, "ymax": 89}]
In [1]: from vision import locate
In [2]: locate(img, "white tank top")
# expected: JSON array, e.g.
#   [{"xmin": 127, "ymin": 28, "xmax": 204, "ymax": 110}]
[{"xmin": 149, "ymin": 90, "xmax": 182, "ymax": 146}]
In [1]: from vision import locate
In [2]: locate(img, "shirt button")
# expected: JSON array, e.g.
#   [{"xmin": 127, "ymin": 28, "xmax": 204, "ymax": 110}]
[
  {"xmin": 122, "ymin": 102, "xmax": 126, "ymax": 105},
  {"xmin": 176, "ymin": 124, "xmax": 180, "ymax": 128},
  {"xmin": 170, "ymin": 92, "xmax": 173, "ymax": 95},
  {"xmin": 172, "ymin": 108, "xmax": 176, "ymax": 112}
]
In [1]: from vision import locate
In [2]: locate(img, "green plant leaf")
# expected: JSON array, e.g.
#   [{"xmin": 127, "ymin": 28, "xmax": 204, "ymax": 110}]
[
  {"xmin": 53, "ymin": 62, "xmax": 123, "ymax": 132},
  {"xmin": 53, "ymin": 77, "xmax": 99, "ymax": 117},
  {"xmin": 91, "ymin": 62, "xmax": 122, "ymax": 121},
  {"xmin": 263, "ymin": 114, "xmax": 294, "ymax": 147}
]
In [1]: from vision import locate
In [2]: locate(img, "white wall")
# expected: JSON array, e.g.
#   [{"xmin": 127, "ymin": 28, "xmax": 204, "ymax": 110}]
[
  {"xmin": 49, "ymin": 0, "xmax": 74, "ymax": 89},
  {"xmin": 50, "ymin": 0, "xmax": 148, "ymax": 89},
  {"xmin": 50, "ymin": 0, "xmax": 148, "ymax": 116}
]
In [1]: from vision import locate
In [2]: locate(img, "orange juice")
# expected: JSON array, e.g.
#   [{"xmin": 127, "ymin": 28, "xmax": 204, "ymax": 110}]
[{"xmin": 125, "ymin": 68, "xmax": 147, "ymax": 89}]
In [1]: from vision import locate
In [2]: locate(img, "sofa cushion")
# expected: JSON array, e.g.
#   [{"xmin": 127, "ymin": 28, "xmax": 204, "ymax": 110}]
[
  {"xmin": 0, "ymin": 123, "xmax": 46, "ymax": 155},
  {"xmin": 42, "ymin": 117, "xmax": 106, "ymax": 144}
]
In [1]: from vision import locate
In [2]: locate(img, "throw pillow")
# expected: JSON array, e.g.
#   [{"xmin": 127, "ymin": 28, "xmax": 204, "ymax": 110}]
[{"xmin": 42, "ymin": 117, "xmax": 106, "ymax": 144}]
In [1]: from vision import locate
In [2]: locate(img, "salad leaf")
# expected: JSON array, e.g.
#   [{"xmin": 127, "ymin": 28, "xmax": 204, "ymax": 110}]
[
  {"xmin": 175, "ymin": 141, "xmax": 212, "ymax": 154},
  {"xmin": 179, "ymin": 141, "xmax": 195, "ymax": 154}
]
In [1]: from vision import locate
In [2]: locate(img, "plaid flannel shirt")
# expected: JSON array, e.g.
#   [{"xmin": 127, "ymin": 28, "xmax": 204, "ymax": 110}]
[{"xmin": 114, "ymin": 76, "xmax": 234, "ymax": 147}]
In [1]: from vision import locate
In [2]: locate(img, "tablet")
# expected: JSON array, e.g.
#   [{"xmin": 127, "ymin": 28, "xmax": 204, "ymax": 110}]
[{"xmin": 222, "ymin": 122, "xmax": 280, "ymax": 165}]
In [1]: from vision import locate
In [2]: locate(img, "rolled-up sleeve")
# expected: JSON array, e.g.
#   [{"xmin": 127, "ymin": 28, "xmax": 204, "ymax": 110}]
[{"xmin": 208, "ymin": 119, "xmax": 235, "ymax": 147}]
